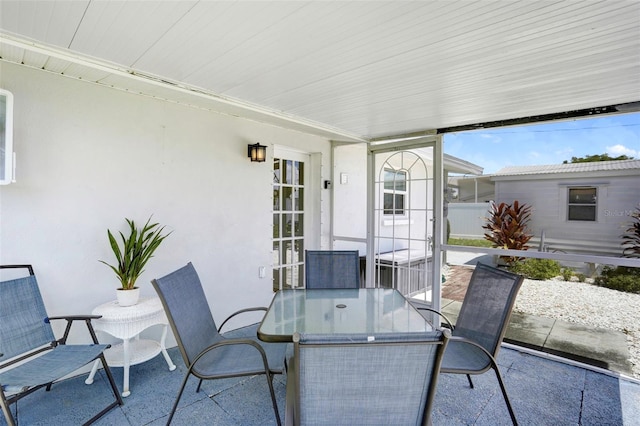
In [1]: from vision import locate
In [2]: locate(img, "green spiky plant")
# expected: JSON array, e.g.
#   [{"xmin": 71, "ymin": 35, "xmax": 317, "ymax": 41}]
[
  {"xmin": 622, "ymin": 207, "xmax": 640, "ymax": 258},
  {"xmin": 100, "ymin": 217, "xmax": 171, "ymax": 290},
  {"xmin": 483, "ymin": 200, "xmax": 533, "ymax": 266}
]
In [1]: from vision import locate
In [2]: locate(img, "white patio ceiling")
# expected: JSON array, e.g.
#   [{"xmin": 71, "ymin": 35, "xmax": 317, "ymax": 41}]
[{"xmin": 1, "ymin": 0, "xmax": 639, "ymax": 142}]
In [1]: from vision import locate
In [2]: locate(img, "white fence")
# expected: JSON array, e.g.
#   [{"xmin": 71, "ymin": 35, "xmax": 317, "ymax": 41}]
[{"xmin": 447, "ymin": 203, "xmax": 489, "ymax": 239}]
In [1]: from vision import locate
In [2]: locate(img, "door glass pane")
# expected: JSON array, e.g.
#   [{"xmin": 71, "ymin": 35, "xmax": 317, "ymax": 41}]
[
  {"xmin": 273, "ymin": 241, "xmax": 280, "ymax": 265},
  {"xmin": 282, "ymin": 240, "xmax": 292, "ymax": 265},
  {"xmin": 297, "ymin": 264, "xmax": 304, "ymax": 287},
  {"xmin": 283, "ymin": 187, "xmax": 293, "ymax": 210},
  {"xmin": 283, "ymin": 214, "xmax": 293, "ymax": 238},
  {"xmin": 273, "ymin": 214, "xmax": 280, "ymax": 238},
  {"xmin": 273, "ymin": 187, "xmax": 280, "ymax": 211},
  {"xmin": 284, "ymin": 266, "xmax": 294, "ymax": 289},
  {"xmin": 273, "ymin": 158, "xmax": 281, "ymax": 183},
  {"xmin": 284, "ymin": 160, "xmax": 293, "ymax": 184},
  {"xmin": 295, "ymin": 188, "xmax": 304, "ymax": 210},
  {"xmin": 294, "ymin": 214, "xmax": 304, "ymax": 236},
  {"xmin": 295, "ymin": 239, "xmax": 304, "ymax": 261},
  {"xmin": 297, "ymin": 161, "xmax": 304, "ymax": 185}
]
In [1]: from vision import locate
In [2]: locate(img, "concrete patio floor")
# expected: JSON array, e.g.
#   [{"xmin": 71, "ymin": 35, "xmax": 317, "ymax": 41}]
[{"xmin": 2, "ymin": 342, "xmax": 639, "ymax": 425}]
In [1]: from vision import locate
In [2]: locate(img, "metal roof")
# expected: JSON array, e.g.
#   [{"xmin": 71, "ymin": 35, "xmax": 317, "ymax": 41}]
[
  {"xmin": 493, "ymin": 159, "xmax": 640, "ymax": 176},
  {"xmin": 1, "ymin": 1, "xmax": 639, "ymax": 142}
]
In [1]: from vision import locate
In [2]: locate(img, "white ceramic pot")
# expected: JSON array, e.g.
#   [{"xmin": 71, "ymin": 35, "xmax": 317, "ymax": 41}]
[{"xmin": 116, "ymin": 287, "xmax": 140, "ymax": 307}]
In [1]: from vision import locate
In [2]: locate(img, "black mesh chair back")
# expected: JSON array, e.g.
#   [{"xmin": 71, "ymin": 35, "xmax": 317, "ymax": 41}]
[
  {"xmin": 152, "ymin": 262, "xmax": 221, "ymax": 367},
  {"xmin": 304, "ymin": 250, "xmax": 360, "ymax": 289},
  {"xmin": 439, "ymin": 262, "xmax": 524, "ymax": 425},
  {"xmin": 454, "ymin": 262, "xmax": 524, "ymax": 362},
  {"xmin": 152, "ymin": 262, "xmax": 286, "ymax": 425}
]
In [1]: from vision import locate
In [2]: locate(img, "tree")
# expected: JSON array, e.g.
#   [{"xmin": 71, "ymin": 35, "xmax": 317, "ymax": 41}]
[{"xmin": 562, "ymin": 153, "xmax": 634, "ymax": 164}]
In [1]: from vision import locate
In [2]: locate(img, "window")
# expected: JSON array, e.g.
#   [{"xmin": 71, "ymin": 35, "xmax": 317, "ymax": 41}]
[
  {"xmin": 383, "ymin": 169, "xmax": 407, "ymax": 215},
  {"xmin": 568, "ymin": 187, "xmax": 597, "ymax": 221}
]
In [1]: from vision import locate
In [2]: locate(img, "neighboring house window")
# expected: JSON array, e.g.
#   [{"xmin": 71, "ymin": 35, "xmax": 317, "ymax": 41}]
[
  {"xmin": 568, "ymin": 187, "xmax": 597, "ymax": 221},
  {"xmin": 383, "ymin": 169, "xmax": 407, "ymax": 215}
]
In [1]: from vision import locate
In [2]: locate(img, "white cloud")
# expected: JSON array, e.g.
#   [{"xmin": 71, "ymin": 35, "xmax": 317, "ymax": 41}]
[
  {"xmin": 479, "ymin": 133, "xmax": 502, "ymax": 143},
  {"xmin": 606, "ymin": 144, "xmax": 638, "ymax": 157}
]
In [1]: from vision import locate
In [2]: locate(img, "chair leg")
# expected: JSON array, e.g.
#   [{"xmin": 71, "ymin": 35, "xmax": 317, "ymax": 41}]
[
  {"xmin": 82, "ymin": 355, "xmax": 124, "ymax": 425},
  {"xmin": 1, "ymin": 390, "xmax": 16, "ymax": 426},
  {"xmin": 466, "ymin": 374, "xmax": 474, "ymax": 389},
  {"xmin": 166, "ymin": 371, "xmax": 192, "ymax": 425},
  {"xmin": 266, "ymin": 372, "xmax": 282, "ymax": 426},
  {"xmin": 492, "ymin": 365, "xmax": 518, "ymax": 426},
  {"xmin": 101, "ymin": 355, "xmax": 125, "ymax": 407},
  {"xmin": 284, "ymin": 366, "xmax": 295, "ymax": 426}
]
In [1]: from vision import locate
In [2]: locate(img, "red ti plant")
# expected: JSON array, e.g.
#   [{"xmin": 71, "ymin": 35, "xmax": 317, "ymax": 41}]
[
  {"xmin": 622, "ymin": 207, "xmax": 640, "ymax": 258},
  {"xmin": 483, "ymin": 200, "xmax": 533, "ymax": 265}
]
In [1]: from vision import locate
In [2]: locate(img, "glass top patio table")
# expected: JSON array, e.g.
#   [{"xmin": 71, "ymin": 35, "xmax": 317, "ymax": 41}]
[{"xmin": 258, "ymin": 288, "xmax": 432, "ymax": 342}]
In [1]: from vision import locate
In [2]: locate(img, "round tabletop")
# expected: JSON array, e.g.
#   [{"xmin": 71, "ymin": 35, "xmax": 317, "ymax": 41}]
[{"xmin": 92, "ymin": 297, "xmax": 168, "ymax": 339}]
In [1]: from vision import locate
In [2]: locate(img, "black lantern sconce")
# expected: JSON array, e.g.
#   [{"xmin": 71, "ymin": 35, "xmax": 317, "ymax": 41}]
[{"xmin": 248, "ymin": 143, "xmax": 267, "ymax": 162}]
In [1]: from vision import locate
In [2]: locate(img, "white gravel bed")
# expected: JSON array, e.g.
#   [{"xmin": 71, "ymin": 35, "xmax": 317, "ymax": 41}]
[{"xmin": 514, "ymin": 277, "xmax": 640, "ymax": 379}]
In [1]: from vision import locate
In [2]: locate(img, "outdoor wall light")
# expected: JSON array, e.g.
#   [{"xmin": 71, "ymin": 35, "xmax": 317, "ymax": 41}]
[{"xmin": 248, "ymin": 143, "xmax": 267, "ymax": 162}]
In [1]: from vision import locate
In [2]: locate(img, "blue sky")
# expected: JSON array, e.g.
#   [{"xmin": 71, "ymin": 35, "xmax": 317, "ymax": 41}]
[{"xmin": 444, "ymin": 112, "xmax": 640, "ymax": 174}]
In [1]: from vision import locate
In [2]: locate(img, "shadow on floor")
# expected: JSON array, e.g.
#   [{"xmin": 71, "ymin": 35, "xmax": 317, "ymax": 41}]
[{"xmin": 3, "ymin": 344, "xmax": 639, "ymax": 425}]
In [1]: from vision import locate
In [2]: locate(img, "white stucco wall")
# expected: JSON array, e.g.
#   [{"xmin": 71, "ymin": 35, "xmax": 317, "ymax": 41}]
[
  {"xmin": 332, "ymin": 142, "xmax": 368, "ymax": 253},
  {"xmin": 0, "ymin": 61, "xmax": 332, "ymax": 345}
]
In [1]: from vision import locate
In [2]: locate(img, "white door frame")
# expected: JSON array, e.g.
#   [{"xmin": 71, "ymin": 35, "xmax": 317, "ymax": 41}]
[{"xmin": 365, "ymin": 135, "xmax": 444, "ymax": 314}]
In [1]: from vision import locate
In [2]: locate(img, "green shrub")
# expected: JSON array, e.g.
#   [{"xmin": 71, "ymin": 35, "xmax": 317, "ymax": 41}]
[
  {"xmin": 594, "ymin": 266, "xmax": 640, "ymax": 293},
  {"xmin": 561, "ymin": 268, "xmax": 573, "ymax": 281},
  {"xmin": 576, "ymin": 273, "xmax": 586, "ymax": 283},
  {"xmin": 509, "ymin": 258, "xmax": 562, "ymax": 280}
]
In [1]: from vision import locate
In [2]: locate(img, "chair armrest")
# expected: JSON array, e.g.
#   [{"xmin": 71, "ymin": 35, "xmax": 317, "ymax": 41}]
[
  {"xmin": 218, "ymin": 307, "xmax": 267, "ymax": 332},
  {"xmin": 46, "ymin": 315, "xmax": 103, "ymax": 345},
  {"xmin": 190, "ymin": 338, "xmax": 272, "ymax": 373},
  {"xmin": 415, "ymin": 307, "xmax": 455, "ymax": 330},
  {"xmin": 46, "ymin": 314, "xmax": 102, "ymax": 322},
  {"xmin": 448, "ymin": 335, "xmax": 499, "ymax": 366}
]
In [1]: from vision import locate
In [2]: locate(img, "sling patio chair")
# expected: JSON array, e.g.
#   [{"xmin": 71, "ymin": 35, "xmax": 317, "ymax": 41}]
[
  {"xmin": 415, "ymin": 262, "xmax": 524, "ymax": 425},
  {"xmin": 286, "ymin": 330, "xmax": 450, "ymax": 426},
  {"xmin": 304, "ymin": 250, "xmax": 361, "ymax": 289},
  {"xmin": 151, "ymin": 262, "xmax": 287, "ymax": 425},
  {"xmin": 0, "ymin": 264, "xmax": 123, "ymax": 426}
]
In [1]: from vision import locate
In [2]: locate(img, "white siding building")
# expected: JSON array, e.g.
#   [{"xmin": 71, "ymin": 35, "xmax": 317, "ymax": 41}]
[{"xmin": 492, "ymin": 160, "xmax": 640, "ymax": 256}]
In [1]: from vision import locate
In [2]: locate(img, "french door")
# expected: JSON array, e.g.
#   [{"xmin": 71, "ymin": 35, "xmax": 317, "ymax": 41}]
[{"xmin": 272, "ymin": 150, "xmax": 309, "ymax": 290}]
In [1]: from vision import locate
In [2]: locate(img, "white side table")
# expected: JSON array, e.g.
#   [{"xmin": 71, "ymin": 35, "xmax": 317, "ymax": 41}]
[{"xmin": 85, "ymin": 297, "xmax": 176, "ymax": 397}]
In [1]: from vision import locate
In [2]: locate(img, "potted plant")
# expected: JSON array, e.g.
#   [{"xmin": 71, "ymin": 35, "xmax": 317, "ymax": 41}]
[{"xmin": 100, "ymin": 217, "xmax": 171, "ymax": 306}]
